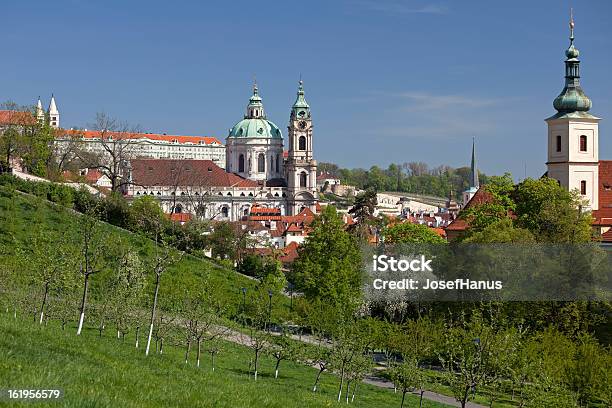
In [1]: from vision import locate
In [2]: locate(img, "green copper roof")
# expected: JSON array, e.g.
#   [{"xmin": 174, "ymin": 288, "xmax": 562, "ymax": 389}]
[
  {"xmin": 228, "ymin": 118, "xmax": 282, "ymax": 139},
  {"xmin": 291, "ymin": 80, "xmax": 311, "ymax": 118},
  {"xmin": 552, "ymin": 14, "xmax": 593, "ymax": 115}
]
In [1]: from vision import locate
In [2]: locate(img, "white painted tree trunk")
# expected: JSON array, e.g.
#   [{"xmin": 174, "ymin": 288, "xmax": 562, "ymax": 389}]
[
  {"xmin": 39, "ymin": 310, "xmax": 44, "ymax": 325},
  {"xmin": 145, "ymin": 323, "xmax": 154, "ymax": 355},
  {"xmin": 76, "ymin": 311, "xmax": 85, "ymax": 335},
  {"xmin": 135, "ymin": 327, "xmax": 140, "ymax": 348}
]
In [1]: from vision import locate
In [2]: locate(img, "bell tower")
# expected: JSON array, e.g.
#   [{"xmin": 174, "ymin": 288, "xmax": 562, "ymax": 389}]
[
  {"xmin": 546, "ymin": 10, "xmax": 600, "ymax": 210},
  {"xmin": 286, "ymin": 80, "xmax": 317, "ymax": 214}
]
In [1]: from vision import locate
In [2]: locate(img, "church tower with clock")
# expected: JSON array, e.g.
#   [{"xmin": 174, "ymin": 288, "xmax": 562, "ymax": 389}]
[{"xmin": 285, "ymin": 80, "xmax": 318, "ymax": 215}]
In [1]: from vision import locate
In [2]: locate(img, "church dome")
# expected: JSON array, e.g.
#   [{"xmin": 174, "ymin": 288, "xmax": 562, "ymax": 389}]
[
  {"xmin": 228, "ymin": 117, "xmax": 283, "ymax": 139},
  {"xmin": 553, "ymin": 86, "xmax": 592, "ymax": 113},
  {"xmin": 228, "ymin": 83, "xmax": 283, "ymax": 139}
]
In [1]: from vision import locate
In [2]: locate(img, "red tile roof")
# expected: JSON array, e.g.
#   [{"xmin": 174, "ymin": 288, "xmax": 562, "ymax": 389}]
[
  {"xmin": 166, "ymin": 213, "xmax": 192, "ymax": 222},
  {"xmin": 593, "ymin": 161, "xmax": 612, "ymax": 226},
  {"xmin": 0, "ymin": 110, "xmax": 36, "ymax": 126},
  {"xmin": 445, "ymin": 187, "xmax": 496, "ymax": 232},
  {"xmin": 600, "ymin": 229, "xmax": 612, "ymax": 242},
  {"xmin": 58, "ymin": 129, "xmax": 222, "ymax": 146},
  {"xmin": 130, "ymin": 159, "xmax": 258, "ymax": 188}
]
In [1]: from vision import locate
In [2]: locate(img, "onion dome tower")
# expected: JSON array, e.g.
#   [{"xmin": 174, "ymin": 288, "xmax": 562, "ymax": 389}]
[{"xmin": 546, "ymin": 10, "xmax": 600, "ymax": 210}]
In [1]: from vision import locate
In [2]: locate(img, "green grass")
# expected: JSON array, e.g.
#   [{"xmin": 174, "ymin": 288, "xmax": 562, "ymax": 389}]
[
  {"xmin": 0, "ymin": 186, "xmax": 290, "ymax": 317},
  {"xmin": 0, "ymin": 316, "xmax": 450, "ymax": 408}
]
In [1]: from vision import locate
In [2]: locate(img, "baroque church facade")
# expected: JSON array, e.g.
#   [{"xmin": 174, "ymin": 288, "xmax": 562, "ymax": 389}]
[{"xmin": 125, "ymin": 81, "xmax": 318, "ymax": 221}]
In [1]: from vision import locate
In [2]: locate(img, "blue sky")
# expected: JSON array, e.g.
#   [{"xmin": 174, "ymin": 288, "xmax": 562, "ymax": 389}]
[{"xmin": 1, "ymin": 0, "xmax": 611, "ymax": 178}]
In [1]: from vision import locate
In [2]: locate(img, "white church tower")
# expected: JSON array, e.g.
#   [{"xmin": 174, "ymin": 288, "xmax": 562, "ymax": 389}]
[
  {"xmin": 36, "ymin": 97, "xmax": 45, "ymax": 124},
  {"xmin": 48, "ymin": 94, "xmax": 60, "ymax": 129},
  {"xmin": 286, "ymin": 80, "xmax": 318, "ymax": 215},
  {"xmin": 546, "ymin": 11, "xmax": 600, "ymax": 210}
]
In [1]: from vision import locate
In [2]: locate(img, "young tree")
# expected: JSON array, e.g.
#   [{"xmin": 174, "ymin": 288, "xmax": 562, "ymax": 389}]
[
  {"xmin": 382, "ymin": 222, "xmax": 446, "ymax": 244},
  {"xmin": 144, "ymin": 238, "xmax": 181, "ymax": 356},
  {"xmin": 267, "ymin": 328, "xmax": 300, "ymax": 379},
  {"xmin": 76, "ymin": 205, "xmax": 109, "ymax": 335},
  {"xmin": 390, "ymin": 356, "xmax": 425, "ymax": 408},
  {"xmin": 25, "ymin": 231, "xmax": 77, "ymax": 324}
]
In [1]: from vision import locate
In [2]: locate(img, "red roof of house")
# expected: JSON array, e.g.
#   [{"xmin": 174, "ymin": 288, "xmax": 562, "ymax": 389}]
[
  {"xmin": 592, "ymin": 161, "xmax": 612, "ymax": 226},
  {"xmin": 166, "ymin": 213, "xmax": 192, "ymax": 222},
  {"xmin": 58, "ymin": 129, "xmax": 222, "ymax": 146},
  {"xmin": 130, "ymin": 159, "xmax": 257, "ymax": 188},
  {"xmin": 0, "ymin": 110, "xmax": 36, "ymax": 126},
  {"xmin": 84, "ymin": 169, "xmax": 104, "ymax": 183},
  {"xmin": 445, "ymin": 187, "xmax": 496, "ymax": 232},
  {"xmin": 316, "ymin": 172, "xmax": 338, "ymax": 181}
]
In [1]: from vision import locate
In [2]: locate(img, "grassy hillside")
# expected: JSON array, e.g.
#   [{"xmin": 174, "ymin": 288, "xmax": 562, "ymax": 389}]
[
  {"xmin": 0, "ymin": 315, "xmax": 449, "ymax": 408},
  {"xmin": 0, "ymin": 185, "xmax": 288, "ymax": 317}
]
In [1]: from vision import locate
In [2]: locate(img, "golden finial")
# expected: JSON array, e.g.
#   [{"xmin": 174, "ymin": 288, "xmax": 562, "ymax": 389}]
[{"xmin": 569, "ymin": 8, "xmax": 575, "ymax": 42}]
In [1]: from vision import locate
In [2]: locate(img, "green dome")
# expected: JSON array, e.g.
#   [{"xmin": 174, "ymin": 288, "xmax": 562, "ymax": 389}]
[
  {"xmin": 228, "ymin": 117, "xmax": 283, "ymax": 139},
  {"xmin": 553, "ymin": 86, "xmax": 592, "ymax": 113},
  {"xmin": 565, "ymin": 44, "xmax": 579, "ymax": 59}
]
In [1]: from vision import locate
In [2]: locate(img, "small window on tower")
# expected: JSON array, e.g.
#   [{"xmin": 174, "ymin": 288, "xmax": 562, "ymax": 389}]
[
  {"xmin": 580, "ymin": 135, "xmax": 587, "ymax": 152},
  {"xmin": 556, "ymin": 135, "xmax": 561, "ymax": 152},
  {"xmin": 580, "ymin": 180, "xmax": 587, "ymax": 195},
  {"xmin": 299, "ymin": 136, "xmax": 306, "ymax": 151}
]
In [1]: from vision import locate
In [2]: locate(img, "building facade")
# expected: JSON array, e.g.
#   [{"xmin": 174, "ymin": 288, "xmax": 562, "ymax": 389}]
[{"xmin": 125, "ymin": 81, "xmax": 319, "ymax": 220}]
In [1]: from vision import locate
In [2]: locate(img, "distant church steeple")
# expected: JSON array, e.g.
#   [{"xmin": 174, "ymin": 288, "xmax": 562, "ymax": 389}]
[
  {"xmin": 48, "ymin": 94, "xmax": 59, "ymax": 129},
  {"xmin": 36, "ymin": 97, "xmax": 44, "ymax": 123},
  {"xmin": 470, "ymin": 137, "xmax": 479, "ymax": 189}
]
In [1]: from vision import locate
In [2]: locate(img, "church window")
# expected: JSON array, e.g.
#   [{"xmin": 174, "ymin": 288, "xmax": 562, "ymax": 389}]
[
  {"xmin": 300, "ymin": 172, "xmax": 307, "ymax": 188},
  {"xmin": 580, "ymin": 180, "xmax": 587, "ymax": 195},
  {"xmin": 258, "ymin": 153, "xmax": 265, "ymax": 172},
  {"xmin": 556, "ymin": 135, "xmax": 561, "ymax": 152},
  {"xmin": 175, "ymin": 204, "xmax": 183, "ymax": 214},
  {"xmin": 580, "ymin": 135, "xmax": 587, "ymax": 152},
  {"xmin": 238, "ymin": 154, "xmax": 245, "ymax": 172},
  {"xmin": 221, "ymin": 207, "xmax": 229, "ymax": 217},
  {"xmin": 299, "ymin": 136, "xmax": 306, "ymax": 151}
]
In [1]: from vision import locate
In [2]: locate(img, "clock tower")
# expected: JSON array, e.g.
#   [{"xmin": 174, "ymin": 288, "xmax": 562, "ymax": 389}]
[{"xmin": 286, "ymin": 80, "xmax": 318, "ymax": 215}]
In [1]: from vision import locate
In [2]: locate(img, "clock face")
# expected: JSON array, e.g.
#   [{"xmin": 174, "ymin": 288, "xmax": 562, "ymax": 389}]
[
  {"xmin": 298, "ymin": 110, "xmax": 306, "ymax": 117},
  {"xmin": 298, "ymin": 120, "xmax": 307, "ymax": 129}
]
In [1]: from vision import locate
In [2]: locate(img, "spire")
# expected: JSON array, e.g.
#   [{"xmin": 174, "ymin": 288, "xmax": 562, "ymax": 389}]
[
  {"xmin": 36, "ymin": 97, "xmax": 44, "ymax": 122},
  {"xmin": 552, "ymin": 9, "xmax": 592, "ymax": 115},
  {"xmin": 292, "ymin": 78, "xmax": 310, "ymax": 117},
  {"xmin": 48, "ymin": 94, "xmax": 59, "ymax": 115},
  {"xmin": 470, "ymin": 137, "xmax": 479, "ymax": 189}
]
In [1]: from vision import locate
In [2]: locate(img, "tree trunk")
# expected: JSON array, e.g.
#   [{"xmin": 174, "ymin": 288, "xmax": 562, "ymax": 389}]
[
  {"xmin": 135, "ymin": 326, "xmax": 140, "ymax": 348},
  {"xmin": 159, "ymin": 337, "xmax": 164, "ymax": 354},
  {"xmin": 197, "ymin": 339, "xmax": 202, "ymax": 368},
  {"xmin": 76, "ymin": 273, "xmax": 90, "ymax": 335},
  {"xmin": 401, "ymin": 390, "xmax": 406, "ymax": 408},
  {"xmin": 274, "ymin": 358, "xmax": 280, "ymax": 379},
  {"xmin": 345, "ymin": 381, "xmax": 351, "ymax": 403},
  {"xmin": 419, "ymin": 390, "xmax": 424, "ymax": 408},
  {"xmin": 352, "ymin": 382, "xmax": 358, "ymax": 402},
  {"xmin": 39, "ymin": 282, "xmax": 49, "ymax": 324},
  {"xmin": 254, "ymin": 349, "xmax": 259, "ymax": 381},
  {"xmin": 313, "ymin": 368, "xmax": 323, "ymax": 392},
  {"xmin": 185, "ymin": 339, "xmax": 191, "ymax": 364},
  {"xmin": 211, "ymin": 353, "xmax": 215, "ymax": 372},
  {"xmin": 145, "ymin": 274, "xmax": 160, "ymax": 356},
  {"xmin": 337, "ymin": 366, "xmax": 345, "ymax": 402}
]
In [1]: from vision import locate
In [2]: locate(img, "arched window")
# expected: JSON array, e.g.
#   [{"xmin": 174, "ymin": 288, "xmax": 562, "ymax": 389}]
[
  {"xmin": 300, "ymin": 172, "xmax": 308, "ymax": 188},
  {"xmin": 556, "ymin": 135, "xmax": 562, "ymax": 152},
  {"xmin": 238, "ymin": 154, "xmax": 245, "ymax": 172},
  {"xmin": 258, "ymin": 153, "xmax": 265, "ymax": 173},
  {"xmin": 298, "ymin": 136, "xmax": 306, "ymax": 151},
  {"xmin": 175, "ymin": 204, "xmax": 183, "ymax": 214},
  {"xmin": 221, "ymin": 206, "xmax": 229, "ymax": 217},
  {"xmin": 580, "ymin": 180, "xmax": 587, "ymax": 195},
  {"xmin": 580, "ymin": 135, "xmax": 587, "ymax": 152},
  {"xmin": 275, "ymin": 154, "xmax": 280, "ymax": 172}
]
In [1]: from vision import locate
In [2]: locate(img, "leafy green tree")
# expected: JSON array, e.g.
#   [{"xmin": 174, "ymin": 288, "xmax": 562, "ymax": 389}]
[
  {"xmin": 513, "ymin": 177, "xmax": 592, "ymax": 243},
  {"xmin": 383, "ymin": 222, "xmax": 446, "ymax": 244},
  {"xmin": 21, "ymin": 230, "xmax": 77, "ymax": 324},
  {"xmin": 462, "ymin": 218, "xmax": 535, "ymax": 243},
  {"xmin": 292, "ymin": 205, "xmax": 363, "ymax": 307},
  {"xmin": 390, "ymin": 356, "xmax": 425, "ymax": 408},
  {"xmin": 128, "ymin": 195, "xmax": 166, "ymax": 236}
]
